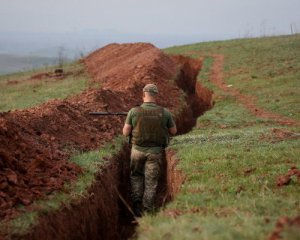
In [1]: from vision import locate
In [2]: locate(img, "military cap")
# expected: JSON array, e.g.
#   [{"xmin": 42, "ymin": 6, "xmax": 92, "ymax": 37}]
[{"xmin": 143, "ymin": 83, "xmax": 158, "ymax": 94}]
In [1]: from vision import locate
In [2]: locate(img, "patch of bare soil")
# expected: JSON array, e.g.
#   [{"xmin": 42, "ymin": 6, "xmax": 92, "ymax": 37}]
[
  {"xmin": 163, "ymin": 207, "xmax": 207, "ymax": 219},
  {"xmin": 276, "ymin": 166, "xmax": 300, "ymax": 187},
  {"xmin": 260, "ymin": 128, "xmax": 300, "ymax": 143},
  {"xmin": 0, "ymin": 43, "xmax": 213, "ymax": 239},
  {"xmin": 268, "ymin": 216, "xmax": 300, "ymax": 240},
  {"xmin": 208, "ymin": 54, "xmax": 300, "ymax": 127}
]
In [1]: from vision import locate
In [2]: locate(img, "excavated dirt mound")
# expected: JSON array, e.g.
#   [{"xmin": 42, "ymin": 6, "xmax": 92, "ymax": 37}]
[
  {"xmin": 85, "ymin": 43, "xmax": 182, "ymax": 113},
  {"xmin": 0, "ymin": 43, "xmax": 207, "ymax": 226},
  {"xmin": 0, "ymin": 89, "xmax": 130, "ymax": 220}
]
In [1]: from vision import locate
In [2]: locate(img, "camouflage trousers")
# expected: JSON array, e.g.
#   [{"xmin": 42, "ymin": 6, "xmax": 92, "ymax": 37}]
[{"xmin": 130, "ymin": 148, "xmax": 162, "ymax": 212}]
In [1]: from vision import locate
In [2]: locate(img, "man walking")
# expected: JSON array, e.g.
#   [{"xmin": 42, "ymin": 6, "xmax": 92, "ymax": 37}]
[{"xmin": 123, "ymin": 83, "xmax": 177, "ymax": 217}]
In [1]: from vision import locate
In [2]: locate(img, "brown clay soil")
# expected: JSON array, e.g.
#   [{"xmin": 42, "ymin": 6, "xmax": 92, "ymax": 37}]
[
  {"xmin": 259, "ymin": 128, "xmax": 300, "ymax": 143},
  {"xmin": 0, "ymin": 89, "xmax": 128, "ymax": 220},
  {"xmin": 206, "ymin": 54, "xmax": 300, "ymax": 127},
  {"xmin": 268, "ymin": 216, "xmax": 300, "ymax": 240},
  {"xmin": 0, "ymin": 43, "xmax": 213, "ymax": 239},
  {"xmin": 276, "ymin": 166, "xmax": 300, "ymax": 187}
]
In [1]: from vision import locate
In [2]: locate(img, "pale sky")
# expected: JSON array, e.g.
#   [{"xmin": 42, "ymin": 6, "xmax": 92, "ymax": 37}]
[{"xmin": 1, "ymin": 0, "xmax": 300, "ymax": 37}]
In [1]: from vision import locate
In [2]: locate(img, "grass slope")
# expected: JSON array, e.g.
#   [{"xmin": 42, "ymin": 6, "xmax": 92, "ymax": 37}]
[
  {"xmin": 136, "ymin": 35, "xmax": 300, "ymax": 239},
  {"xmin": 166, "ymin": 34, "xmax": 300, "ymax": 121}
]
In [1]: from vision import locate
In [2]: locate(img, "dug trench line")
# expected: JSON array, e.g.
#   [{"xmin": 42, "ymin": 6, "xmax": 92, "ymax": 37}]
[
  {"xmin": 27, "ymin": 57, "xmax": 212, "ymax": 240},
  {"xmin": 0, "ymin": 43, "xmax": 212, "ymax": 239}
]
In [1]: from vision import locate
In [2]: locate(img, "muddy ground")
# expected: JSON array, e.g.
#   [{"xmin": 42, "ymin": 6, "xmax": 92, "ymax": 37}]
[{"xmin": 0, "ymin": 43, "xmax": 213, "ymax": 239}]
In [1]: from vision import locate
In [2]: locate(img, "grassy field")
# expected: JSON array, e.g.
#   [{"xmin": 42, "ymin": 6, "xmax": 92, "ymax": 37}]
[
  {"xmin": 0, "ymin": 61, "xmax": 88, "ymax": 112},
  {"xmin": 135, "ymin": 35, "xmax": 300, "ymax": 239},
  {"xmin": 166, "ymin": 34, "xmax": 300, "ymax": 121},
  {"xmin": 0, "ymin": 35, "xmax": 299, "ymax": 239}
]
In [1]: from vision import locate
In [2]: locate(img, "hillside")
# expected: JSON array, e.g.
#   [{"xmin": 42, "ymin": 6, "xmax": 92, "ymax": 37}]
[
  {"xmin": 136, "ymin": 34, "xmax": 300, "ymax": 239},
  {"xmin": 0, "ymin": 35, "xmax": 299, "ymax": 240}
]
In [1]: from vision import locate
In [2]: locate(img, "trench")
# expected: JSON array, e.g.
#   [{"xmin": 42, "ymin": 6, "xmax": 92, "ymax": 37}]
[{"xmin": 20, "ymin": 56, "xmax": 213, "ymax": 240}]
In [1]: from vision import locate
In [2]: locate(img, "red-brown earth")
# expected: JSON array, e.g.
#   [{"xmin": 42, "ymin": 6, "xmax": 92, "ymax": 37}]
[
  {"xmin": 0, "ymin": 43, "xmax": 212, "ymax": 239},
  {"xmin": 268, "ymin": 216, "xmax": 300, "ymax": 240}
]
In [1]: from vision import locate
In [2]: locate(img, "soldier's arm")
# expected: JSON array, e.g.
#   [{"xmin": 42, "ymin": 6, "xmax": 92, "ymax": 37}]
[
  {"xmin": 165, "ymin": 108, "xmax": 177, "ymax": 135},
  {"xmin": 123, "ymin": 109, "xmax": 133, "ymax": 136},
  {"xmin": 168, "ymin": 126, "xmax": 177, "ymax": 135},
  {"xmin": 123, "ymin": 124, "xmax": 132, "ymax": 136}
]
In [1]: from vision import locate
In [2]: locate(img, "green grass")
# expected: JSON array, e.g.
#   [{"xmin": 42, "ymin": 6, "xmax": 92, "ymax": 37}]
[
  {"xmin": 0, "ymin": 62, "xmax": 89, "ymax": 112},
  {"xmin": 164, "ymin": 34, "xmax": 300, "ymax": 121},
  {"xmin": 137, "ymin": 110, "xmax": 299, "ymax": 239},
  {"xmin": 1, "ymin": 34, "xmax": 299, "ymax": 239},
  {"xmin": 137, "ymin": 35, "xmax": 300, "ymax": 239},
  {"xmin": 0, "ymin": 137, "xmax": 126, "ymax": 237}
]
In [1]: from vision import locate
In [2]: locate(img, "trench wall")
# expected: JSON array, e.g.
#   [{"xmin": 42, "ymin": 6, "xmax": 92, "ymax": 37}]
[
  {"xmin": 19, "ymin": 145, "xmax": 132, "ymax": 240},
  {"xmin": 158, "ymin": 56, "xmax": 213, "ymax": 205},
  {"xmin": 8, "ymin": 56, "xmax": 213, "ymax": 240}
]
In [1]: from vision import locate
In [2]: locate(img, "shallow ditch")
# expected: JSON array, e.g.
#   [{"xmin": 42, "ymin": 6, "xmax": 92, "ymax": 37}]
[{"xmin": 16, "ymin": 56, "xmax": 213, "ymax": 240}]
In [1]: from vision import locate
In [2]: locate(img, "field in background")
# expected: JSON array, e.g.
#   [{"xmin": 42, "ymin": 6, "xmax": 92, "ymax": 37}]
[
  {"xmin": 136, "ymin": 35, "xmax": 300, "ymax": 239},
  {"xmin": 166, "ymin": 34, "xmax": 300, "ymax": 121},
  {"xmin": 0, "ymin": 62, "xmax": 89, "ymax": 112},
  {"xmin": 0, "ymin": 54, "xmax": 60, "ymax": 75}
]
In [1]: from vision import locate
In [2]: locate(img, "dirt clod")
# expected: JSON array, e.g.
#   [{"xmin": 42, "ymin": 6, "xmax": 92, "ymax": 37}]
[
  {"xmin": 268, "ymin": 216, "xmax": 300, "ymax": 240},
  {"xmin": 243, "ymin": 167, "xmax": 256, "ymax": 176},
  {"xmin": 277, "ymin": 166, "xmax": 300, "ymax": 187}
]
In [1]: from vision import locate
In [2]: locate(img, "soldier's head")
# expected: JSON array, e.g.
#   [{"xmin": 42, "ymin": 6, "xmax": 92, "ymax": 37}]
[{"xmin": 143, "ymin": 84, "xmax": 158, "ymax": 102}]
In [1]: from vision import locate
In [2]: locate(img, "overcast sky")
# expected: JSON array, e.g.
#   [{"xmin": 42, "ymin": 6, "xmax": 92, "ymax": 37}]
[{"xmin": 1, "ymin": 0, "xmax": 300, "ymax": 37}]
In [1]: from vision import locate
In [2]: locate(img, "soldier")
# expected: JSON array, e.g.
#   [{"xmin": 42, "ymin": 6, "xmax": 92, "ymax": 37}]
[{"xmin": 123, "ymin": 83, "xmax": 177, "ymax": 217}]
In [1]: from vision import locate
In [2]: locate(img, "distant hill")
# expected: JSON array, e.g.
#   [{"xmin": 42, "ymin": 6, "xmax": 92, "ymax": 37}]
[
  {"xmin": 0, "ymin": 30, "xmax": 234, "ymax": 58},
  {"xmin": 0, "ymin": 29, "xmax": 236, "ymax": 75},
  {"xmin": 0, "ymin": 54, "xmax": 61, "ymax": 75}
]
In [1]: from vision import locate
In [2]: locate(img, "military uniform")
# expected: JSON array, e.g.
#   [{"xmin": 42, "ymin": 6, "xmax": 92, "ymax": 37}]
[{"xmin": 125, "ymin": 102, "xmax": 176, "ymax": 214}]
